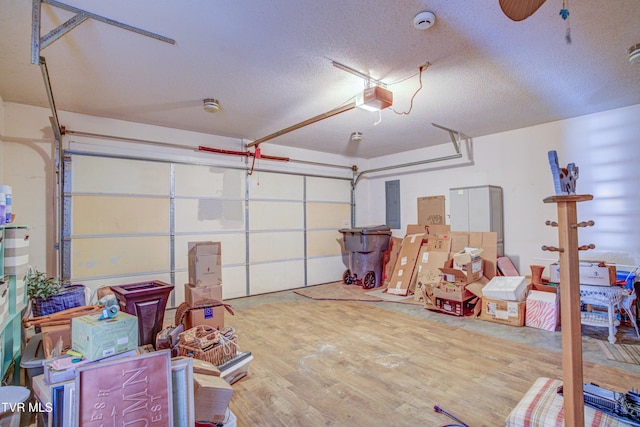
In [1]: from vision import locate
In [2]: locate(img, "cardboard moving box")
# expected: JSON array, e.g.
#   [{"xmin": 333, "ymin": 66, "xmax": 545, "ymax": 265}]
[
  {"xmin": 417, "ymin": 195, "xmax": 445, "ymax": 225},
  {"xmin": 185, "ymin": 283, "xmax": 223, "ymax": 306},
  {"xmin": 71, "ymin": 311, "xmax": 139, "ymax": 361},
  {"xmin": 480, "ymin": 297, "xmax": 526, "ymax": 326},
  {"xmin": 189, "ymin": 241, "xmax": 222, "ymax": 287},
  {"xmin": 549, "ymin": 262, "xmax": 616, "ymax": 286},
  {"xmin": 413, "ymin": 236, "xmax": 451, "ymax": 303},
  {"xmin": 387, "ymin": 233, "xmax": 425, "ymax": 296},
  {"xmin": 193, "ymin": 373, "xmax": 234, "ymax": 423}
]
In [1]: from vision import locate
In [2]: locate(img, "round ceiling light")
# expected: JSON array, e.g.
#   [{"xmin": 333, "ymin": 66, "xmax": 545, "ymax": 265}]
[
  {"xmin": 203, "ymin": 98, "xmax": 221, "ymax": 113},
  {"xmin": 413, "ymin": 11, "xmax": 436, "ymax": 30}
]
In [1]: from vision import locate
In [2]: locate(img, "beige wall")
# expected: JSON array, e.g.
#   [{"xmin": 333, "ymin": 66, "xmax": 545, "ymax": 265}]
[{"xmin": 357, "ymin": 103, "xmax": 640, "ymax": 274}]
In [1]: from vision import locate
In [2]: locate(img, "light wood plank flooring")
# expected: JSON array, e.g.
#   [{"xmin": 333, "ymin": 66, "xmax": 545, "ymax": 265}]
[{"xmin": 225, "ymin": 296, "xmax": 640, "ymax": 426}]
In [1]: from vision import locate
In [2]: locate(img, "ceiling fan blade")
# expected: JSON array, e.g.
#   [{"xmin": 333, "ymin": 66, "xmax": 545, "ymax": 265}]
[{"xmin": 499, "ymin": 0, "xmax": 547, "ymax": 21}]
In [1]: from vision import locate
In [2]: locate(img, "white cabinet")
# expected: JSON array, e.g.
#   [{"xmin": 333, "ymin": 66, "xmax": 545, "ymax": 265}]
[
  {"xmin": 449, "ymin": 185, "xmax": 503, "ymax": 255},
  {"xmin": 0, "ymin": 224, "xmax": 29, "ymax": 383}
]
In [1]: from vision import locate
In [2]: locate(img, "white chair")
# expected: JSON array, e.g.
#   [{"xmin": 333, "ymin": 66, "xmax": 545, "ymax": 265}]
[{"xmin": 620, "ymin": 289, "xmax": 639, "ymax": 337}]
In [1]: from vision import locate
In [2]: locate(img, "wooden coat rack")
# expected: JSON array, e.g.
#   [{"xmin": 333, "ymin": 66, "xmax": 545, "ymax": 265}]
[{"xmin": 543, "ymin": 194, "xmax": 594, "ymax": 426}]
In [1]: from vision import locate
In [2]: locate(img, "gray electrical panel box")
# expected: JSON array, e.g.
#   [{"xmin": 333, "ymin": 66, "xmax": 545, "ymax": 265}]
[{"xmin": 449, "ymin": 185, "xmax": 504, "ymax": 255}]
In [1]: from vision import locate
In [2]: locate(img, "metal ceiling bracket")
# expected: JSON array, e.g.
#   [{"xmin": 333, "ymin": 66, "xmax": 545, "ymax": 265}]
[
  {"xmin": 31, "ymin": 0, "xmax": 175, "ymax": 64},
  {"xmin": 39, "ymin": 56, "xmax": 63, "ymax": 142},
  {"xmin": 431, "ymin": 122, "xmax": 467, "ymax": 154}
]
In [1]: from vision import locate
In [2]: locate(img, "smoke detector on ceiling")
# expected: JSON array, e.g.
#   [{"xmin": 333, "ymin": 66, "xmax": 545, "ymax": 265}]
[
  {"xmin": 413, "ymin": 11, "xmax": 436, "ymax": 30},
  {"xmin": 350, "ymin": 132, "xmax": 363, "ymax": 142},
  {"xmin": 629, "ymin": 44, "xmax": 640, "ymax": 65},
  {"xmin": 203, "ymin": 98, "xmax": 221, "ymax": 113}
]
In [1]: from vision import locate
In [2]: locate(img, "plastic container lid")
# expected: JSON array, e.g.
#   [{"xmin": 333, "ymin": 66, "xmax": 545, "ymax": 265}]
[
  {"xmin": 338, "ymin": 225, "xmax": 391, "ymax": 234},
  {"xmin": 0, "ymin": 386, "xmax": 31, "ymax": 414}
]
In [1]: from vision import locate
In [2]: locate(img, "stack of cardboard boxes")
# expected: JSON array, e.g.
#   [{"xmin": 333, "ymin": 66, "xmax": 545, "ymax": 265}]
[
  {"xmin": 383, "ymin": 222, "xmax": 499, "ymax": 317},
  {"xmin": 183, "ymin": 241, "xmax": 226, "ymax": 330}
]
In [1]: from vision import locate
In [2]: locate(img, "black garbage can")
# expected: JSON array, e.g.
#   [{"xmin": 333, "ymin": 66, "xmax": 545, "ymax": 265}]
[{"xmin": 339, "ymin": 225, "xmax": 391, "ymax": 288}]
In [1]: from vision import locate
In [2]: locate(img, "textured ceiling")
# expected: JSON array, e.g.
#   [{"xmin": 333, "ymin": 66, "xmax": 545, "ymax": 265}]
[{"xmin": 1, "ymin": 0, "xmax": 639, "ymax": 159}]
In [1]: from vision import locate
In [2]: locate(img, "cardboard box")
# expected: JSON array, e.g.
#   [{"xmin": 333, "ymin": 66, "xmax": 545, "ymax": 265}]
[
  {"xmin": 549, "ymin": 262, "xmax": 616, "ymax": 286},
  {"xmin": 193, "ymin": 373, "xmax": 234, "ymax": 423},
  {"xmin": 417, "ymin": 195, "xmax": 445, "ymax": 225},
  {"xmin": 413, "ymin": 236, "xmax": 451, "ymax": 303},
  {"xmin": 185, "ymin": 283, "xmax": 223, "ymax": 306},
  {"xmin": 386, "ymin": 233, "xmax": 425, "ymax": 296},
  {"xmin": 449, "ymin": 231, "xmax": 498, "ymax": 279},
  {"xmin": 71, "ymin": 311, "xmax": 139, "ymax": 361},
  {"xmin": 41, "ymin": 324, "xmax": 71, "ymax": 358},
  {"xmin": 452, "ymin": 248, "xmax": 484, "ymax": 281},
  {"xmin": 188, "ymin": 241, "xmax": 222, "ymax": 287},
  {"xmin": 184, "ymin": 305, "xmax": 226, "ymax": 330},
  {"xmin": 525, "ymin": 289, "xmax": 559, "ymax": 331},
  {"xmin": 434, "ymin": 296, "xmax": 476, "ymax": 316},
  {"xmin": 406, "ymin": 224, "xmax": 450, "ymax": 237},
  {"xmin": 453, "ymin": 247, "xmax": 483, "ymax": 267},
  {"xmin": 482, "ymin": 276, "xmax": 528, "ymax": 301},
  {"xmin": 479, "ymin": 297, "xmax": 526, "ymax": 326},
  {"xmin": 383, "ymin": 237, "xmax": 403, "ymax": 287},
  {"xmin": 434, "ymin": 270, "xmax": 488, "ymax": 302}
]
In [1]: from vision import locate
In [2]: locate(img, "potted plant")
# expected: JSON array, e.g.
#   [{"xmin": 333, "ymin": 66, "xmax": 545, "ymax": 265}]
[{"xmin": 26, "ymin": 269, "xmax": 86, "ymax": 317}]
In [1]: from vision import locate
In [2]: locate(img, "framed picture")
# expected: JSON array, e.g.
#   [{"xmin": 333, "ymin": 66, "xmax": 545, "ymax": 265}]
[
  {"xmin": 171, "ymin": 357, "xmax": 195, "ymax": 427},
  {"xmin": 75, "ymin": 350, "xmax": 173, "ymax": 426}
]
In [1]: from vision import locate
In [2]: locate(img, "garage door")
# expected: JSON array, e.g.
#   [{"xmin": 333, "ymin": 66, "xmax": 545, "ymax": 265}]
[{"xmin": 62, "ymin": 153, "xmax": 351, "ymax": 305}]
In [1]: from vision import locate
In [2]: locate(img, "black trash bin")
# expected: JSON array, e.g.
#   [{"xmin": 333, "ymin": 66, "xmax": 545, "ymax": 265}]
[{"xmin": 339, "ymin": 225, "xmax": 392, "ymax": 289}]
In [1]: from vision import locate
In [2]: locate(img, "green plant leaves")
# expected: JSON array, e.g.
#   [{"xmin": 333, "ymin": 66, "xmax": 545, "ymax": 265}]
[{"xmin": 26, "ymin": 269, "xmax": 63, "ymax": 301}]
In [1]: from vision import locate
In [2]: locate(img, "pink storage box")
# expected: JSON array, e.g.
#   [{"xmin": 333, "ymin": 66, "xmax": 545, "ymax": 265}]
[{"xmin": 525, "ymin": 290, "xmax": 559, "ymax": 331}]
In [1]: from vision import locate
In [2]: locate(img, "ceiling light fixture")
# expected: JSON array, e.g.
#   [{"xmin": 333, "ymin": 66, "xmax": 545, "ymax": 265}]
[
  {"xmin": 629, "ymin": 44, "xmax": 640, "ymax": 65},
  {"xmin": 355, "ymin": 87, "xmax": 393, "ymax": 111},
  {"xmin": 203, "ymin": 98, "xmax": 220, "ymax": 113},
  {"xmin": 350, "ymin": 132, "xmax": 363, "ymax": 142}
]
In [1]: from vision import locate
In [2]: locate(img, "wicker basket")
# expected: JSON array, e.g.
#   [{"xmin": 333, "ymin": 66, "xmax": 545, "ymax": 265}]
[
  {"xmin": 177, "ymin": 325, "xmax": 238, "ymax": 366},
  {"xmin": 31, "ymin": 284, "xmax": 86, "ymax": 317}
]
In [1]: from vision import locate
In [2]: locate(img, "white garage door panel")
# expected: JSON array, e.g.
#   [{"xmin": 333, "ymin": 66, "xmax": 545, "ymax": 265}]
[
  {"xmin": 307, "ymin": 177, "xmax": 351, "ymax": 202},
  {"xmin": 307, "ymin": 256, "xmax": 345, "ymax": 284},
  {"xmin": 72, "ymin": 195, "xmax": 169, "ymax": 235},
  {"xmin": 175, "ymin": 164, "xmax": 245, "ymax": 198},
  {"xmin": 72, "ymin": 156, "xmax": 169, "ymax": 195},
  {"xmin": 72, "ymin": 236, "xmax": 170, "ymax": 278},
  {"xmin": 249, "ymin": 201, "xmax": 303, "ymax": 230},
  {"xmin": 65, "ymin": 153, "xmax": 351, "ymax": 297},
  {"xmin": 249, "ymin": 260, "xmax": 305, "ymax": 294},
  {"xmin": 174, "ymin": 233, "xmax": 246, "ymax": 269},
  {"xmin": 306, "ymin": 202, "xmax": 351, "ymax": 229},
  {"xmin": 307, "ymin": 230, "xmax": 343, "ymax": 257},
  {"xmin": 218, "ymin": 266, "xmax": 248, "ymax": 299},
  {"xmin": 248, "ymin": 172, "xmax": 303, "ymax": 199},
  {"xmin": 249, "ymin": 231, "xmax": 303, "ymax": 263},
  {"xmin": 175, "ymin": 198, "xmax": 245, "ymax": 232}
]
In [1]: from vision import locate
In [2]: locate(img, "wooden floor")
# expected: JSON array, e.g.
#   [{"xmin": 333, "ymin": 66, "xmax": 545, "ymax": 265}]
[{"xmin": 227, "ymin": 299, "xmax": 640, "ymax": 427}]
